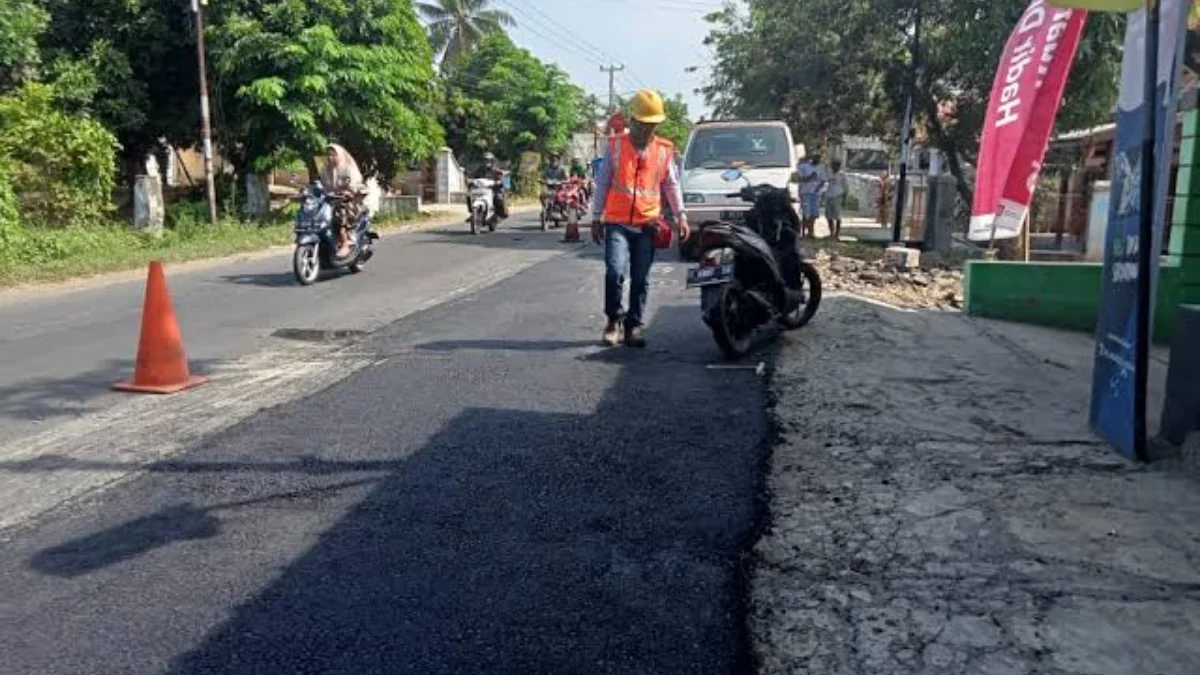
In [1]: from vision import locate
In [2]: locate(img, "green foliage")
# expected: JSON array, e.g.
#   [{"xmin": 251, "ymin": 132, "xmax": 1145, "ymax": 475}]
[
  {"xmin": 210, "ymin": 0, "xmax": 444, "ymax": 181},
  {"xmin": 442, "ymin": 34, "xmax": 584, "ymax": 164},
  {"xmin": 418, "ymin": 0, "xmax": 515, "ymax": 70},
  {"xmin": 0, "ymin": 82, "xmax": 119, "ymax": 228},
  {"xmin": 702, "ymin": 0, "xmax": 1124, "ymax": 200},
  {"xmin": 37, "ymin": 0, "xmax": 199, "ymax": 167},
  {"xmin": 0, "ymin": 0, "xmax": 48, "ymax": 90},
  {"xmin": 0, "ymin": 160, "xmax": 19, "ymax": 258},
  {"xmin": 658, "ymin": 94, "xmax": 692, "ymax": 148}
]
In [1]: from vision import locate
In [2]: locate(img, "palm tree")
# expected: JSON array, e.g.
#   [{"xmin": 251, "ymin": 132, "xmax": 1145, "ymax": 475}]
[{"xmin": 417, "ymin": 0, "xmax": 516, "ymax": 70}]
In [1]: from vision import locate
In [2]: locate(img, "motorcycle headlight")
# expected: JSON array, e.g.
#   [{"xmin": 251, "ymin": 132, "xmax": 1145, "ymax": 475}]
[
  {"xmin": 302, "ymin": 197, "xmax": 318, "ymax": 212},
  {"xmin": 684, "ymin": 192, "xmax": 705, "ymax": 204}
]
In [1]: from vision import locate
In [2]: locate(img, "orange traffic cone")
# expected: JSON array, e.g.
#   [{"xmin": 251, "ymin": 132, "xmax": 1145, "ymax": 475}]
[
  {"xmin": 563, "ymin": 216, "xmax": 581, "ymax": 243},
  {"xmin": 113, "ymin": 261, "xmax": 208, "ymax": 394}
]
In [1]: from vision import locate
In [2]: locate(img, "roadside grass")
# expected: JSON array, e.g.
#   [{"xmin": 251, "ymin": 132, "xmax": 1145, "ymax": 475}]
[{"xmin": 0, "ymin": 202, "xmax": 431, "ymax": 289}]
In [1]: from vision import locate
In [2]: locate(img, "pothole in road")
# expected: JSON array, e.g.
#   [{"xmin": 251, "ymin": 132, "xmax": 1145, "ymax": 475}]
[{"xmin": 271, "ymin": 328, "xmax": 369, "ymax": 343}]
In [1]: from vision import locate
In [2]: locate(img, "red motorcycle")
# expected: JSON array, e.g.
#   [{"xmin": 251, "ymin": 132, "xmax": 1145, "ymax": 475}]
[
  {"xmin": 541, "ymin": 179, "xmax": 587, "ymax": 231},
  {"xmin": 566, "ymin": 177, "xmax": 589, "ymax": 220}
]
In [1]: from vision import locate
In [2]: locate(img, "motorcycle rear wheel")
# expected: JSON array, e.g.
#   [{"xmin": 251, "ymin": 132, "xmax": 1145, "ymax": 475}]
[
  {"xmin": 711, "ymin": 284, "xmax": 752, "ymax": 360},
  {"xmin": 779, "ymin": 262, "xmax": 823, "ymax": 330}
]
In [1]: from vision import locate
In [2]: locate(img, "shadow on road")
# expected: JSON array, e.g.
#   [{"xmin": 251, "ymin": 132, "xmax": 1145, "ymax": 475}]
[
  {"xmin": 415, "ymin": 338, "xmax": 598, "ymax": 352},
  {"xmin": 0, "ymin": 358, "xmax": 222, "ymax": 424},
  {"xmin": 29, "ymin": 477, "xmax": 382, "ymax": 578},
  {"xmin": 14, "ymin": 305, "xmax": 765, "ymax": 673},
  {"xmin": 30, "ymin": 503, "xmax": 220, "ymax": 578},
  {"xmin": 219, "ymin": 271, "xmax": 301, "ymax": 288}
]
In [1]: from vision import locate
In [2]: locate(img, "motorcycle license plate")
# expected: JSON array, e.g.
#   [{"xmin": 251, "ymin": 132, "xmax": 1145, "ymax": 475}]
[
  {"xmin": 686, "ymin": 264, "xmax": 733, "ymax": 287},
  {"xmin": 720, "ymin": 210, "xmax": 746, "ymax": 222}
]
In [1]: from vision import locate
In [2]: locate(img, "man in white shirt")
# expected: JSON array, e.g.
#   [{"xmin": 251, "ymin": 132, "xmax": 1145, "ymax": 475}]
[
  {"xmin": 825, "ymin": 158, "xmax": 849, "ymax": 240},
  {"xmin": 796, "ymin": 154, "xmax": 827, "ymax": 239}
]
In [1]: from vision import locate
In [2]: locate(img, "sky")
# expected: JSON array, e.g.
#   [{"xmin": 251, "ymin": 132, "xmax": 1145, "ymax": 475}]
[{"xmin": 493, "ymin": 0, "xmax": 721, "ymax": 120}]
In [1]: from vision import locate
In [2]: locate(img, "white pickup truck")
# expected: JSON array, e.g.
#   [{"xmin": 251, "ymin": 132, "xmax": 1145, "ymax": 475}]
[{"xmin": 678, "ymin": 119, "xmax": 804, "ymax": 259}]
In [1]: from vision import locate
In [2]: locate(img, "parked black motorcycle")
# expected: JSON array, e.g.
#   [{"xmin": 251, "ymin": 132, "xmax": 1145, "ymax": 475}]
[
  {"xmin": 292, "ymin": 181, "xmax": 379, "ymax": 286},
  {"xmin": 685, "ymin": 168, "xmax": 822, "ymax": 359}
]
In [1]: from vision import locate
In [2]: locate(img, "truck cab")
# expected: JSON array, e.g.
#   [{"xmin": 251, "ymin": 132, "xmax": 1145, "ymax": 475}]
[{"xmin": 679, "ymin": 120, "xmax": 803, "ymax": 259}]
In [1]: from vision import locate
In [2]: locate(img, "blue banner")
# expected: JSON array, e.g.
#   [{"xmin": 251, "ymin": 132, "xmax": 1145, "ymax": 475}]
[{"xmin": 1090, "ymin": 3, "xmax": 1188, "ymax": 457}]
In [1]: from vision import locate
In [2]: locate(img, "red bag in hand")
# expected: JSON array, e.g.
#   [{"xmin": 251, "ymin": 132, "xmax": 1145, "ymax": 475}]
[{"xmin": 652, "ymin": 217, "xmax": 672, "ymax": 249}]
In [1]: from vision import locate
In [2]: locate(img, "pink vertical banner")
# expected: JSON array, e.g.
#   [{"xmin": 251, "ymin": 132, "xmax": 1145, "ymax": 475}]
[{"xmin": 969, "ymin": 0, "xmax": 1088, "ymax": 241}]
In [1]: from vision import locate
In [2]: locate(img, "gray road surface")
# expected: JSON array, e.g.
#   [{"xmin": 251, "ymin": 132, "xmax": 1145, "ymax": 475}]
[
  {"xmin": 0, "ymin": 224, "xmax": 769, "ymax": 673},
  {"xmin": 0, "ymin": 212, "xmax": 562, "ymax": 444}
]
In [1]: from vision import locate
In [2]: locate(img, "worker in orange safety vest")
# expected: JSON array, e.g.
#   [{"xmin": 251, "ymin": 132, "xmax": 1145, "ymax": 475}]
[{"xmin": 590, "ymin": 89, "xmax": 690, "ymax": 348}]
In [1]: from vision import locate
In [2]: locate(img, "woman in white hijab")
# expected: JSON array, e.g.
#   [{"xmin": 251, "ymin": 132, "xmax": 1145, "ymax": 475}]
[{"xmin": 320, "ymin": 143, "xmax": 365, "ymax": 257}]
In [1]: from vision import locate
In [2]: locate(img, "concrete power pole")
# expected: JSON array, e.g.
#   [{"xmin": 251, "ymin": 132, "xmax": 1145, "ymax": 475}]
[
  {"xmin": 589, "ymin": 95, "xmax": 600, "ymax": 157},
  {"xmin": 191, "ymin": 0, "xmax": 218, "ymax": 225},
  {"xmin": 600, "ymin": 64, "xmax": 625, "ymax": 113},
  {"xmin": 891, "ymin": 3, "xmax": 921, "ymax": 244}
]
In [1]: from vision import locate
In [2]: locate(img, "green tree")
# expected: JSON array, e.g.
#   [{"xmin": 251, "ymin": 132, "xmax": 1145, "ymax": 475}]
[
  {"xmin": 37, "ymin": 0, "xmax": 200, "ymax": 179},
  {"xmin": 658, "ymin": 94, "xmax": 692, "ymax": 148},
  {"xmin": 417, "ymin": 0, "xmax": 515, "ymax": 71},
  {"xmin": 209, "ymin": 0, "xmax": 444, "ymax": 182},
  {"xmin": 0, "ymin": 0, "xmax": 49, "ymax": 91},
  {"xmin": 441, "ymin": 34, "xmax": 583, "ymax": 164},
  {"xmin": 702, "ymin": 0, "xmax": 1124, "ymax": 201},
  {"xmin": 0, "ymin": 82, "xmax": 119, "ymax": 228}
]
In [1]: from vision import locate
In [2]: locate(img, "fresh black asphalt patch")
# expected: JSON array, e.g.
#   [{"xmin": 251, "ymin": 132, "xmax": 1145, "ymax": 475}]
[{"xmin": 0, "ymin": 251, "xmax": 769, "ymax": 674}]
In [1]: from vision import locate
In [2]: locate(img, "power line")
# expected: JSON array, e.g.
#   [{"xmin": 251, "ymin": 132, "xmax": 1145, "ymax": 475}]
[
  {"xmin": 505, "ymin": 0, "xmax": 622, "ymax": 66},
  {"xmin": 501, "ymin": 0, "xmax": 657, "ymax": 90},
  {"xmin": 600, "ymin": 64, "xmax": 624, "ymax": 112},
  {"xmin": 496, "ymin": 0, "xmax": 608, "ymax": 66}
]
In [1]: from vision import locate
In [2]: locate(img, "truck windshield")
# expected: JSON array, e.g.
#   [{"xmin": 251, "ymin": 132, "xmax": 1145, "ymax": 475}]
[{"xmin": 684, "ymin": 127, "xmax": 792, "ymax": 170}]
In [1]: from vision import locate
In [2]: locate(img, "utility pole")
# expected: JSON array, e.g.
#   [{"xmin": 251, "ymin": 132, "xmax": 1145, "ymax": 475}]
[
  {"xmin": 891, "ymin": 3, "xmax": 921, "ymax": 244},
  {"xmin": 191, "ymin": 0, "xmax": 217, "ymax": 225},
  {"xmin": 600, "ymin": 64, "xmax": 625, "ymax": 113},
  {"xmin": 589, "ymin": 94, "xmax": 600, "ymax": 156}
]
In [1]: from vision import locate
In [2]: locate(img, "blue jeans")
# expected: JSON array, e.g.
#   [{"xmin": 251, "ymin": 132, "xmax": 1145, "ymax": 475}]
[{"xmin": 604, "ymin": 225, "xmax": 656, "ymax": 327}]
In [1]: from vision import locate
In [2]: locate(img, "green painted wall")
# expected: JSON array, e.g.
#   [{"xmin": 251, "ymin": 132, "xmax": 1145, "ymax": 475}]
[
  {"xmin": 963, "ymin": 260, "xmax": 1193, "ymax": 342},
  {"xmin": 964, "ymin": 108, "xmax": 1200, "ymax": 342},
  {"xmin": 964, "ymin": 261, "xmax": 1102, "ymax": 332}
]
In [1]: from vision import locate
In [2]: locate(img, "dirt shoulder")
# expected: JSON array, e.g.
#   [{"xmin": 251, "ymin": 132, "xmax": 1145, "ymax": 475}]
[{"xmin": 755, "ymin": 298, "xmax": 1200, "ymax": 674}]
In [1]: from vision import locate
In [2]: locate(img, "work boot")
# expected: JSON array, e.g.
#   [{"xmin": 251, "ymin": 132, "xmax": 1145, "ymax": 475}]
[
  {"xmin": 602, "ymin": 320, "xmax": 622, "ymax": 347},
  {"xmin": 624, "ymin": 324, "xmax": 647, "ymax": 348}
]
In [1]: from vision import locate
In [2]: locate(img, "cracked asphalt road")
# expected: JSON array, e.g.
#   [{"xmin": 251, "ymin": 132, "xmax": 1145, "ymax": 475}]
[
  {"xmin": 0, "ymin": 237, "xmax": 769, "ymax": 674},
  {"xmin": 756, "ymin": 298, "xmax": 1200, "ymax": 675}
]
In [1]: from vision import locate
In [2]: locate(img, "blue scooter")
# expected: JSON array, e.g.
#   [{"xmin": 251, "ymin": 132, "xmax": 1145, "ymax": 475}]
[{"xmin": 292, "ymin": 180, "xmax": 379, "ymax": 286}]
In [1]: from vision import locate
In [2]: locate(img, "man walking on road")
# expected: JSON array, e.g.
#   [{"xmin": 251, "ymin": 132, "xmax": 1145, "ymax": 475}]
[{"xmin": 591, "ymin": 89, "xmax": 690, "ymax": 348}]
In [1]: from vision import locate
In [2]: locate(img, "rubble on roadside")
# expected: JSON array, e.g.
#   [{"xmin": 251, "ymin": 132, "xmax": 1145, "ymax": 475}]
[{"xmin": 809, "ymin": 246, "xmax": 966, "ymax": 310}]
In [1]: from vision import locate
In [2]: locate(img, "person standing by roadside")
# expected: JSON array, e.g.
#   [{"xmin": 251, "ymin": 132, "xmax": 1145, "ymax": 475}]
[
  {"xmin": 797, "ymin": 153, "xmax": 826, "ymax": 239},
  {"xmin": 824, "ymin": 158, "xmax": 848, "ymax": 240},
  {"xmin": 591, "ymin": 89, "xmax": 690, "ymax": 348},
  {"xmin": 877, "ymin": 170, "xmax": 893, "ymax": 227}
]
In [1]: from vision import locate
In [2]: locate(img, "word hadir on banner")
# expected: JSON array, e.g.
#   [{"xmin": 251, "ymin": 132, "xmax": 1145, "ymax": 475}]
[{"xmin": 968, "ymin": 0, "xmax": 1087, "ymax": 242}]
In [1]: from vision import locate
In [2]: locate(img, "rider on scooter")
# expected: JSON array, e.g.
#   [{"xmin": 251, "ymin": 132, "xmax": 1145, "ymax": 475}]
[
  {"xmin": 539, "ymin": 152, "xmax": 569, "ymax": 209},
  {"xmin": 467, "ymin": 152, "xmax": 508, "ymax": 221}
]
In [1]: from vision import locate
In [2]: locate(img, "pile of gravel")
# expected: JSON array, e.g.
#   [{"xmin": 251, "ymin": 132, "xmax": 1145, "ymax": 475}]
[{"xmin": 811, "ymin": 248, "xmax": 965, "ymax": 310}]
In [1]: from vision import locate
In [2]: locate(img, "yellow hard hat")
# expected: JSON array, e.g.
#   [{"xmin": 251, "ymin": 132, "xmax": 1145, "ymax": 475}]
[{"xmin": 630, "ymin": 89, "xmax": 666, "ymax": 124}]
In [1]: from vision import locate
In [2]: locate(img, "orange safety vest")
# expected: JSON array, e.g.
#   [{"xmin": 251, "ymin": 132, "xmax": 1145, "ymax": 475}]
[{"xmin": 601, "ymin": 134, "xmax": 674, "ymax": 227}]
